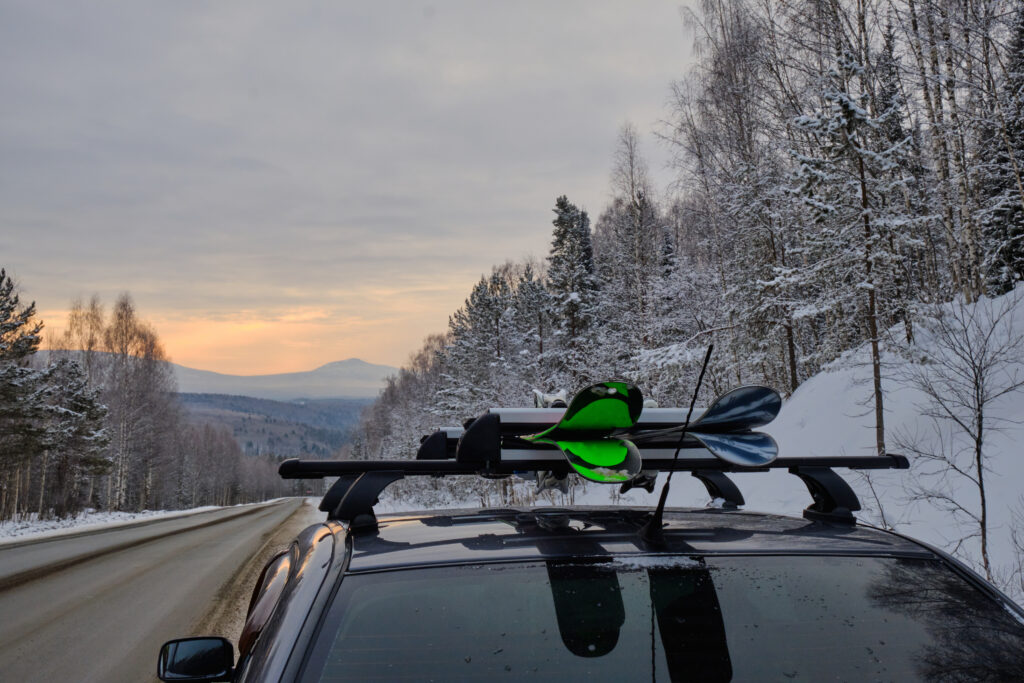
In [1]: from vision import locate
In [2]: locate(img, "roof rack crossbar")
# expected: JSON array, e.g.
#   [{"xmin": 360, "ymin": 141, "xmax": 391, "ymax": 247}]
[
  {"xmin": 280, "ymin": 454, "xmax": 908, "ymax": 479},
  {"xmin": 286, "ymin": 454, "xmax": 907, "ymax": 529}
]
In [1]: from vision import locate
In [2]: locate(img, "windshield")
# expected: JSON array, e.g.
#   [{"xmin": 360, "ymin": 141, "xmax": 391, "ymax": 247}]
[{"xmin": 304, "ymin": 555, "xmax": 1024, "ymax": 681}]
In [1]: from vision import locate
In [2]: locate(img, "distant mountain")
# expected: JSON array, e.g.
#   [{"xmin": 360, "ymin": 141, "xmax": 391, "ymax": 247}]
[
  {"xmin": 172, "ymin": 358, "xmax": 396, "ymax": 400},
  {"xmin": 179, "ymin": 393, "xmax": 370, "ymax": 458}
]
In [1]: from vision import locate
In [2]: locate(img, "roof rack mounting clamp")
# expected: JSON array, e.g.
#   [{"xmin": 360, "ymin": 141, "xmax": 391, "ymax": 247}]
[
  {"xmin": 330, "ymin": 470, "xmax": 405, "ymax": 533},
  {"xmin": 417, "ymin": 430, "xmax": 449, "ymax": 461},
  {"xmin": 320, "ymin": 474, "xmax": 361, "ymax": 513},
  {"xmin": 692, "ymin": 470, "xmax": 744, "ymax": 508},
  {"xmin": 456, "ymin": 413, "xmax": 501, "ymax": 471},
  {"xmin": 789, "ymin": 466, "xmax": 860, "ymax": 525}
]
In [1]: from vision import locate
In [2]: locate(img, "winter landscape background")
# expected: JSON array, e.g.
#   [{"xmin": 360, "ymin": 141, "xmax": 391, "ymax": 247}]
[
  {"xmin": 349, "ymin": 0, "xmax": 1024, "ymax": 600},
  {"xmin": 2, "ymin": 0, "xmax": 1024, "ymax": 605}
]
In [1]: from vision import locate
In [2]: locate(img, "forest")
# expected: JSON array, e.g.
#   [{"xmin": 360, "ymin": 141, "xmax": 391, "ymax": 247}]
[
  {"xmin": 350, "ymin": 0, "xmax": 1024, "ymax": 508},
  {"xmin": 0, "ymin": 275, "xmax": 290, "ymax": 522}
]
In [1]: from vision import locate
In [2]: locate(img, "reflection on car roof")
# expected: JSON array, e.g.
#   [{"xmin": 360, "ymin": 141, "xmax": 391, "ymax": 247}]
[{"xmin": 346, "ymin": 506, "xmax": 931, "ymax": 572}]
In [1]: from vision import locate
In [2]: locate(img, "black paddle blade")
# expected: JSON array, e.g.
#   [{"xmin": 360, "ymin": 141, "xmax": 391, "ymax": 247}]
[
  {"xmin": 688, "ymin": 385, "xmax": 781, "ymax": 434},
  {"xmin": 689, "ymin": 431, "xmax": 778, "ymax": 467}
]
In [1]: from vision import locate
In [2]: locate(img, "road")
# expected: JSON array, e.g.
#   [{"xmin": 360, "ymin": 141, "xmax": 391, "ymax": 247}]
[{"xmin": 0, "ymin": 498, "xmax": 310, "ymax": 683}]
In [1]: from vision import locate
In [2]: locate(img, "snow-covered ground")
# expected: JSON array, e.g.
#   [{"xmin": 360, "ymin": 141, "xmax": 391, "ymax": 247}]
[
  {"xmin": 633, "ymin": 288, "xmax": 1024, "ymax": 592},
  {"xmin": 0, "ymin": 500, "xmax": 281, "ymax": 545}
]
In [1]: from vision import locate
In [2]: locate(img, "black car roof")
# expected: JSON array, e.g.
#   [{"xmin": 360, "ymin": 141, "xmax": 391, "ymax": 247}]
[{"xmin": 345, "ymin": 506, "xmax": 933, "ymax": 573}]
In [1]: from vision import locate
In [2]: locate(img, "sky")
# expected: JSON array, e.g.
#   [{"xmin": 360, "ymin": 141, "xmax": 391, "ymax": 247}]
[{"xmin": 1, "ymin": 1, "xmax": 694, "ymax": 375}]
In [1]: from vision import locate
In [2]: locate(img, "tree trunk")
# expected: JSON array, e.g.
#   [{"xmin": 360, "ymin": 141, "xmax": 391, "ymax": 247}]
[
  {"xmin": 12, "ymin": 464, "xmax": 21, "ymax": 521},
  {"xmin": 785, "ymin": 322, "xmax": 799, "ymax": 394},
  {"xmin": 976, "ymin": 404, "xmax": 990, "ymax": 580},
  {"xmin": 37, "ymin": 451, "xmax": 48, "ymax": 518},
  {"xmin": 858, "ymin": 154, "xmax": 886, "ymax": 457},
  {"xmin": 907, "ymin": 0, "xmax": 963, "ymax": 295}
]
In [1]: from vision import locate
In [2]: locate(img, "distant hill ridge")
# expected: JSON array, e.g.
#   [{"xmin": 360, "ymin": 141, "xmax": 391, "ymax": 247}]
[
  {"xmin": 172, "ymin": 358, "xmax": 396, "ymax": 400},
  {"xmin": 179, "ymin": 393, "xmax": 369, "ymax": 458}
]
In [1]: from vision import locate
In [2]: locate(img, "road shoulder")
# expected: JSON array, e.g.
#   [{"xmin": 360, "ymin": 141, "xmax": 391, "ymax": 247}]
[{"xmin": 192, "ymin": 498, "xmax": 325, "ymax": 645}]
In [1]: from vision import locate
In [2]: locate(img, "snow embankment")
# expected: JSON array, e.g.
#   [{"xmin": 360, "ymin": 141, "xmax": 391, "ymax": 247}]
[
  {"xmin": 621, "ymin": 287, "xmax": 1024, "ymax": 590},
  {"xmin": 0, "ymin": 499, "xmax": 285, "ymax": 546}
]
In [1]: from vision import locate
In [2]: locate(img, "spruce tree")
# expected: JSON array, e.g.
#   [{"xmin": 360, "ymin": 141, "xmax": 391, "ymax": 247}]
[
  {"xmin": 509, "ymin": 263, "xmax": 554, "ymax": 390},
  {"xmin": 0, "ymin": 269, "xmax": 43, "ymax": 363},
  {"xmin": 793, "ymin": 50, "xmax": 916, "ymax": 456},
  {"xmin": 546, "ymin": 196, "xmax": 597, "ymax": 381},
  {"xmin": 980, "ymin": 10, "xmax": 1024, "ymax": 294},
  {"xmin": 39, "ymin": 358, "xmax": 110, "ymax": 518},
  {"xmin": 0, "ymin": 269, "xmax": 49, "ymax": 516}
]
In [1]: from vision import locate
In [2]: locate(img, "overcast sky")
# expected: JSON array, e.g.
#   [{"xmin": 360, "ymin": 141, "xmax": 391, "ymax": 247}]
[{"xmin": 1, "ymin": 1, "xmax": 694, "ymax": 374}]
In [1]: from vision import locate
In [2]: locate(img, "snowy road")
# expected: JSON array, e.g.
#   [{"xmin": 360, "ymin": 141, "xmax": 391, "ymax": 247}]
[{"xmin": 0, "ymin": 497, "xmax": 304, "ymax": 683}]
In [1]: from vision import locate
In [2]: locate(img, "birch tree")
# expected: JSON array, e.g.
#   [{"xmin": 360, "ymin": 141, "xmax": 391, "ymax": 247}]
[{"xmin": 899, "ymin": 292, "xmax": 1024, "ymax": 580}]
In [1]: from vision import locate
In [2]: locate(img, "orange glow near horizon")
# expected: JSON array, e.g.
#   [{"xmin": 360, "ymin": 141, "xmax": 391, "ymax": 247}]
[
  {"xmin": 37, "ymin": 281, "xmax": 472, "ymax": 375},
  {"xmin": 41, "ymin": 309, "xmax": 424, "ymax": 374}
]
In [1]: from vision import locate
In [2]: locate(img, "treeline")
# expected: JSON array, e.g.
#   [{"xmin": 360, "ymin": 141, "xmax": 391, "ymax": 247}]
[
  {"xmin": 0, "ymin": 271, "xmax": 290, "ymax": 522},
  {"xmin": 351, "ymin": 0, "xmax": 1024, "ymax": 500}
]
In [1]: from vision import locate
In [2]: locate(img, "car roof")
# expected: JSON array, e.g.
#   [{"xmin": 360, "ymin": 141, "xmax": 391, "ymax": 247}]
[{"xmin": 345, "ymin": 506, "xmax": 934, "ymax": 573}]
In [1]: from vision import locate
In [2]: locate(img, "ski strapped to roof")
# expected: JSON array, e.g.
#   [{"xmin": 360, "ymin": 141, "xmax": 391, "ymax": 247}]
[{"xmin": 279, "ymin": 380, "xmax": 908, "ymax": 530}]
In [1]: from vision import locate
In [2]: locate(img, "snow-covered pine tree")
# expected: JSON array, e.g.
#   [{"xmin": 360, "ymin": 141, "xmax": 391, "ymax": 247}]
[
  {"xmin": 0, "ymin": 270, "xmax": 43, "ymax": 363},
  {"xmin": 0, "ymin": 268, "xmax": 50, "ymax": 520},
  {"xmin": 437, "ymin": 268, "xmax": 515, "ymax": 417},
  {"xmin": 793, "ymin": 49, "xmax": 917, "ymax": 457},
  {"xmin": 546, "ymin": 195, "xmax": 598, "ymax": 386},
  {"xmin": 979, "ymin": 8, "xmax": 1024, "ymax": 294},
  {"xmin": 507, "ymin": 261, "xmax": 554, "ymax": 393},
  {"xmin": 37, "ymin": 358, "xmax": 109, "ymax": 518},
  {"xmin": 868, "ymin": 24, "xmax": 925, "ymax": 344}
]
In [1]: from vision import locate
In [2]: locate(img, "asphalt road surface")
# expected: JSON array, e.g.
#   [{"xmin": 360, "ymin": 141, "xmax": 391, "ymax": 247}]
[{"xmin": 0, "ymin": 498, "xmax": 306, "ymax": 683}]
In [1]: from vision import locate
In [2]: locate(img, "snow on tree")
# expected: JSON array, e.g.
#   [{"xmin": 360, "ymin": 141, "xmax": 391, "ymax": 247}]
[
  {"xmin": 36, "ymin": 358, "xmax": 110, "ymax": 518},
  {"xmin": 0, "ymin": 269, "xmax": 49, "ymax": 518},
  {"xmin": 792, "ymin": 47, "xmax": 921, "ymax": 456},
  {"xmin": 546, "ymin": 195, "xmax": 598, "ymax": 385},
  {"xmin": 594, "ymin": 125, "xmax": 663, "ymax": 358},
  {"xmin": 980, "ymin": 9, "xmax": 1024, "ymax": 295},
  {"xmin": 507, "ymin": 261, "xmax": 555, "ymax": 392},
  {"xmin": 100, "ymin": 294, "xmax": 181, "ymax": 511}
]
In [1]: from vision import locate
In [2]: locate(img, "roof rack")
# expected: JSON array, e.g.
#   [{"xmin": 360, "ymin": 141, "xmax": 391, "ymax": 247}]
[{"xmin": 281, "ymin": 407, "xmax": 908, "ymax": 531}]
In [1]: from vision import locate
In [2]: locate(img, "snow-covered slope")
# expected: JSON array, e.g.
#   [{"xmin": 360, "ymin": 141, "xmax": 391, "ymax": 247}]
[
  {"xmin": 618, "ymin": 287, "xmax": 1024, "ymax": 591},
  {"xmin": 172, "ymin": 358, "xmax": 396, "ymax": 400}
]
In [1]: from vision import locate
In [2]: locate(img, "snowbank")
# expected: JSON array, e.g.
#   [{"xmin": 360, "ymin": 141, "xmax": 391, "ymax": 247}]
[{"xmin": 0, "ymin": 499, "xmax": 284, "ymax": 546}]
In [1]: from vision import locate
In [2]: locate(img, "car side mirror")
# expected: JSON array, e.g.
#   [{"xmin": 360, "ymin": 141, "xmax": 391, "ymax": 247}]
[{"xmin": 157, "ymin": 637, "xmax": 234, "ymax": 682}]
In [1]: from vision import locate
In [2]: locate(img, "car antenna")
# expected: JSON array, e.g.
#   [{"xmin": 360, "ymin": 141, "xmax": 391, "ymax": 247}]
[{"xmin": 640, "ymin": 343, "xmax": 714, "ymax": 547}]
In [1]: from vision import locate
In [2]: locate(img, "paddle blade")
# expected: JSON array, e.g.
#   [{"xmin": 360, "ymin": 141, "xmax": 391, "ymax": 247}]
[
  {"xmin": 690, "ymin": 431, "xmax": 778, "ymax": 467},
  {"xmin": 558, "ymin": 438, "xmax": 642, "ymax": 483},
  {"xmin": 526, "ymin": 381, "xmax": 643, "ymax": 440},
  {"xmin": 689, "ymin": 386, "xmax": 782, "ymax": 433}
]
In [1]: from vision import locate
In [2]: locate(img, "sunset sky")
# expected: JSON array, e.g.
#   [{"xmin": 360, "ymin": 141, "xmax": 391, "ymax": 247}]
[{"xmin": 2, "ymin": 1, "xmax": 691, "ymax": 374}]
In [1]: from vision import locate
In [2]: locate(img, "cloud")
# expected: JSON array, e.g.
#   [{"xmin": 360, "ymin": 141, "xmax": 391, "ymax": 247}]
[{"xmin": 2, "ymin": 0, "xmax": 693, "ymax": 371}]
